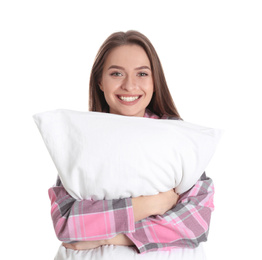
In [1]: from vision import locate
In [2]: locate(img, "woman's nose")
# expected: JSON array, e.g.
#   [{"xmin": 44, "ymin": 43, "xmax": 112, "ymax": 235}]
[{"xmin": 121, "ymin": 75, "xmax": 137, "ymax": 91}]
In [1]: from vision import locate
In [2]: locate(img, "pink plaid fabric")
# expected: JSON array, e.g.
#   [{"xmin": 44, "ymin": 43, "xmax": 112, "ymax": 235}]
[
  {"xmin": 49, "ymin": 182, "xmax": 135, "ymax": 241},
  {"xmin": 126, "ymin": 173, "xmax": 214, "ymax": 253},
  {"xmin": 48, "ymin": 109, "xmax": 214, "ymax": 253}
]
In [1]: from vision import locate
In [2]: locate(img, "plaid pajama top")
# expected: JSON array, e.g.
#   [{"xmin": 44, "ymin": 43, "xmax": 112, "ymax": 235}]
[{"xmin": 48, "ymin": 109, "xmax": 215, "ymax": 254}]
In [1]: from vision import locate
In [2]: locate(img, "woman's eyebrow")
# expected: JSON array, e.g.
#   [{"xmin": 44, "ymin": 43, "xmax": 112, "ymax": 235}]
[
  {"xmin": 135, "ymin": 66, "xmax": 151, "ymax": 71},
  {"xmin": 108, "ymin": 65, "xmax": 125, "ymax": 70},
  {"xmin": 107, "ymin": 65, "xmax": 151, "ymax": 70}
]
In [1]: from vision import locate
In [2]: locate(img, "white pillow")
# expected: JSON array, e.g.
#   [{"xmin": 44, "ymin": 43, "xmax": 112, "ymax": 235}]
[{"xmin": 33, "ymin": 109, "xmax": 222, "ymax": 200}]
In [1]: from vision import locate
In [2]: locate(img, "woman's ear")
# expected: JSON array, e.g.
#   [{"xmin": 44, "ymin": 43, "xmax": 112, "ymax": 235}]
[{"xmin": 98, "ymin": 82, "xmax": 104, "ymax": 92}]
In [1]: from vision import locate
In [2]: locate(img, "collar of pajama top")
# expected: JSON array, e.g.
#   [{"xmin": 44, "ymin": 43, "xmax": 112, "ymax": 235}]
[{"xmin": 144, "ymin": 108, "xmax": 170, "ymax": 119}]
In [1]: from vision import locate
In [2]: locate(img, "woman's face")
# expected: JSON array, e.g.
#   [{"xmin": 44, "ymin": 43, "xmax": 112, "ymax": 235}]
[{"xmin": 99, "ymin": 44, "xmax": 154, "ymax": 117}]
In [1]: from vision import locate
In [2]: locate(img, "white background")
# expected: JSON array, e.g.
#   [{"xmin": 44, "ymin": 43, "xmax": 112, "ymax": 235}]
[{"xmin": 1, "ymin": 0, "xmax": 261, "ymax": 259}]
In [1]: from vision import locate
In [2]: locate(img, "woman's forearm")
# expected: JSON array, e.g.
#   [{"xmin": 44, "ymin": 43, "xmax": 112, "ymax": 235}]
[
  {"xmin": 126, "ymin": 174, "xmax": 215, "ymax": 253},
  {"xmin": 49, "ymin": 178, "xmax": 135, "ymax": 241}
]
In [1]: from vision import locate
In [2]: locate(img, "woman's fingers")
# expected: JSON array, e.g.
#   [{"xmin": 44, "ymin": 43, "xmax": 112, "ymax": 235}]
[{"xmin": 62, "ymin": 240, "xmax": 103, "ymax": 250}]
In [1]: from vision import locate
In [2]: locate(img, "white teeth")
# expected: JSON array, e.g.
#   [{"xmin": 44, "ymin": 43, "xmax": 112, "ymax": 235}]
[{"xmin": 119, "ymin": 96, "xmax": 140, "ymax": 102}]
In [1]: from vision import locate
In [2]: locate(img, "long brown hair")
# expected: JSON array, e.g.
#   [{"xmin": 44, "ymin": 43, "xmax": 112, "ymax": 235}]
[{"xmin": 89, "ymin": 30, "xmax": 181, "ymax": 119}]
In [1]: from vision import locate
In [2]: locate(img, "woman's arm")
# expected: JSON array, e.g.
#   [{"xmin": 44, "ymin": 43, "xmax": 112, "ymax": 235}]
[
  {"xmin": 60, "ymin": 174, "xmax": 213, "ymax": 253},
  {"xmin": 48, "ymin": 177, "xmax": 135, "ymax": 241},
  {"xmin": 62, "ymin": 190, "xmax": 179, "ymax": 250},
  {"xmin": 126, "ymin": 173, "xmax": 215, "ymax": 253},
  {"xmin": 62, "ymin": 174, "xmax": 213, "ymax": 253},
  {"xmin": 49, "ymin": 177, "xmax": 178, "ymax": 242}
]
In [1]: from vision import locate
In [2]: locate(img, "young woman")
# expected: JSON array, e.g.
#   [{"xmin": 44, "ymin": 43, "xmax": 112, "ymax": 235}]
[{"xmin": 49, "ymin": 31, "xmax": 214, "ymax": 258}]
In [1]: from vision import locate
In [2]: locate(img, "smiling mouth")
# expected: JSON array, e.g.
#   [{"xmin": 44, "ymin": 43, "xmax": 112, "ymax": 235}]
[{"xmin": 117, "ymin": 95, "xmax": 142, "ymax": 102}]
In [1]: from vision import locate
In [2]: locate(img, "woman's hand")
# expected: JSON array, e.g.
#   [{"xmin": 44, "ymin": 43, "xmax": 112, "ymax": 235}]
[
  {"xmin": 152, "ymin": 189, "xmax": 179, "ymax": 215},
  {"xmin": 62, "ymin": 240, "xmax": 104, "ymax": 251},
  {"xmin": 132, "ymin": 189, "xmax": 179, "ymax": 221},
  {"xmin": 62, "ymin": 234, "xmax": 134, "ymax": 251}
]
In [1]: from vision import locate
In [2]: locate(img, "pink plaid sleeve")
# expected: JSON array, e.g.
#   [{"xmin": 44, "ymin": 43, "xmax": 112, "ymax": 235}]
[
  {"xmin": 126, "ymin": 173, "xmax": 214, "ymax": 254},
  {"xmin": 48, "ymin": 177, "xmax": 135, "ymax": 241}
]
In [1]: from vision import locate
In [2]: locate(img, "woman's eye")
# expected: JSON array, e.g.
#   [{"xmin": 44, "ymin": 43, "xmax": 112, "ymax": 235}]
[
  {"xmin": 138, "ymin": 72, "xmax": 148, "ymax": 77},
  {"xmin": 111, "ymin": 72, "xmax": 122, "ymax": 77}
]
